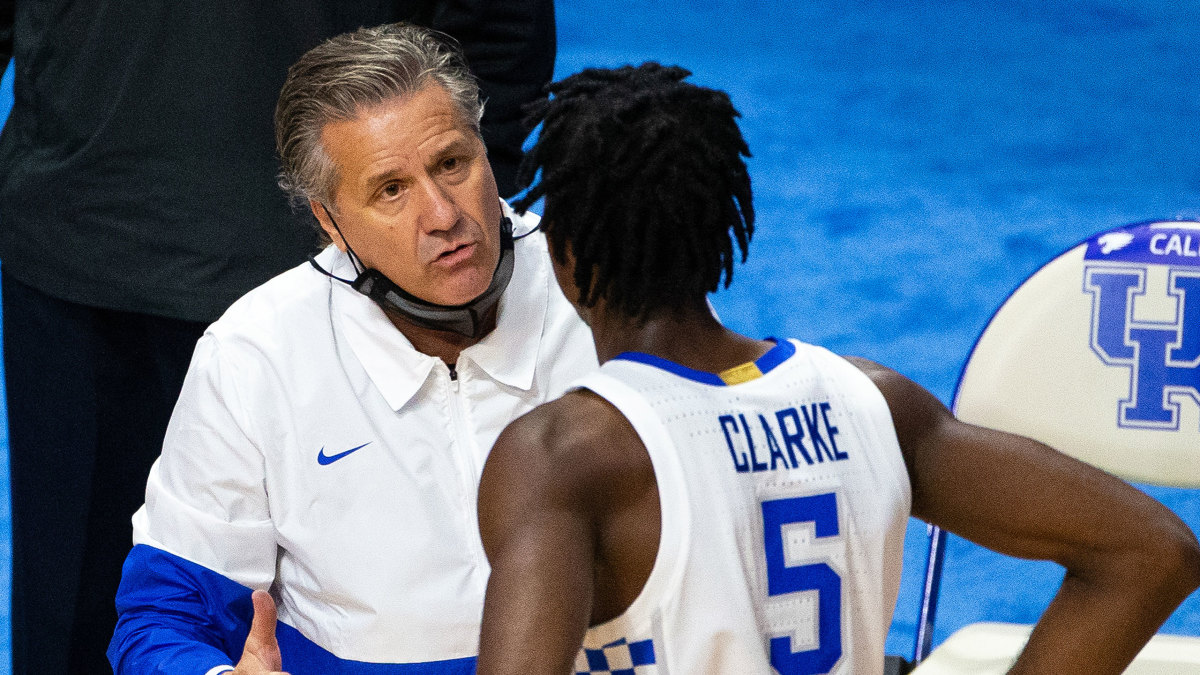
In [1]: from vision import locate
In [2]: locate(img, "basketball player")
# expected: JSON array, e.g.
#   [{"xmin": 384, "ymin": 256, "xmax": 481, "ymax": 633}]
[{"xmin": 475, "ymin": 63, "xmax": 1200, "ymax": 674}]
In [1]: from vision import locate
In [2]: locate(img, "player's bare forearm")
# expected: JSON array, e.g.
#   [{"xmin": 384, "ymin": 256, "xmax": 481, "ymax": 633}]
[
  {"xmin": 999, "ymin": 447, "xmax": 1200, "ymax": 674},
  {"xmin": 1008, "ymin": 553, "xmax": 1198, "ymax": 674},
  {"xmin": 939, "ymin": 428, "xmax": 1200, "ymax": 672},
  {"xmin": 850, "ymin": 356, "xmax": 1200, "ymax": 671},
  {"xmin": 908, "ymin": 408, "xmax": 1200, "ymax": 673}
]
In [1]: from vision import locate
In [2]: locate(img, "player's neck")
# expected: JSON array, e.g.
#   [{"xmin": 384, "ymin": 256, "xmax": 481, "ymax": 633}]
[{"xmin": 589, "ymin": 305, "xmax": 773, "ymax": 373}]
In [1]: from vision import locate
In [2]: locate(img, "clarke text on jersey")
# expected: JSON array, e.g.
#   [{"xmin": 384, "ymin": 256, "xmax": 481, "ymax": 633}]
[{"xmin": 719, "ymin": 402, "xmax": 848, "ymax": 473}]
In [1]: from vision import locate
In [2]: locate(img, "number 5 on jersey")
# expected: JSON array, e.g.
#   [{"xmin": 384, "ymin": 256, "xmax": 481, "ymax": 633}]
[{"xmin": 761, "ymin": 492, "xmax": 843, "ymax": 675}]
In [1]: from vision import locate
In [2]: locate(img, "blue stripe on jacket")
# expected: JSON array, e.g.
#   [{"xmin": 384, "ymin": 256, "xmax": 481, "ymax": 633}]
[{"xmin": 110, "ymin": 544, "xmax": 478, "ymax": 674}]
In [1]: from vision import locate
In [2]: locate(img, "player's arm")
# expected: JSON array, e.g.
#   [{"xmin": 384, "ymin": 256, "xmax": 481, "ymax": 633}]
[
  {"xmin": 477, "ymin": 394, "xmax": 599, "ymax": 675},
  {"xmin": 850, "ymin": 357, "xmax": 1200, "ymax": 674},
  {"xmin": 477, "ymin": 390, "xmax": 651, "ymax": 675}
]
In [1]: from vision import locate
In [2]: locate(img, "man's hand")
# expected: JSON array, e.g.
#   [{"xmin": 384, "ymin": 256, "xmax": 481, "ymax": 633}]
[{"xmin": 233, "ymin": 590, "xmax": 289, "ymax": 675}]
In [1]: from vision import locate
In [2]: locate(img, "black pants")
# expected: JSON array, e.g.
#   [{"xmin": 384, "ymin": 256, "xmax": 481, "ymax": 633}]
[{"xmin": 2, "ymin": 271, "xmax": 207, "ymax": 675}]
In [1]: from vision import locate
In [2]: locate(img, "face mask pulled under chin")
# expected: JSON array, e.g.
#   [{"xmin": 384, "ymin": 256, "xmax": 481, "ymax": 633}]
[{"xmin": 309, "ymin": 210, "xmax": 517, "ymax": 339}]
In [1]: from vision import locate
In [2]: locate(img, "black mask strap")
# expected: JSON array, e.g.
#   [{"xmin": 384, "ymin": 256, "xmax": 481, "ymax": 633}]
[{"xmin": 512, "ymin": 220, "xmax": 541, "ymax": 240}]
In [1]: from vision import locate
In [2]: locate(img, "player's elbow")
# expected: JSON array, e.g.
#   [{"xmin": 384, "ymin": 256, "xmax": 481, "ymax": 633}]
[
  {"xmin": 1162, "ymin": 525, "xmax": 1200, "ymax": 598},
  {"xmin": 1123, "ymin": 515, "xmax": 1200, "ymax": 607}
]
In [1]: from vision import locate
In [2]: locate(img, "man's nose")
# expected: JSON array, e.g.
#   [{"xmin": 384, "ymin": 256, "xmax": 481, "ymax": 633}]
[{"xmin": 416, "ymin": 177, "xmax": 460, "ymax": 233}]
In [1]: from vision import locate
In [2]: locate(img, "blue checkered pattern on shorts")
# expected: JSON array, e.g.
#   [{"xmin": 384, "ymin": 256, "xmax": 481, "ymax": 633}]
[{"xmin": 572, "ymin": 637, "xmax": 657, "ymax": 675}]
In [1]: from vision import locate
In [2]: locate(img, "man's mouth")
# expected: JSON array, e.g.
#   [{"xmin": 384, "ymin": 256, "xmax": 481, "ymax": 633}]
[{"xmin": 433, "ymin": 242, "xmax": 477, "ymax": 267}]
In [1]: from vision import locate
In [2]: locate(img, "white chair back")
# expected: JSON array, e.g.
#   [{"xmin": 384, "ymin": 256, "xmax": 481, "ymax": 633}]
[
  {"xmin": 913, "ymin": 220, "xmax": 1200, "ymax": 668},
  {"xmin": 953, "ymin": 220, "xmax": 1200, "ymax": 487}
]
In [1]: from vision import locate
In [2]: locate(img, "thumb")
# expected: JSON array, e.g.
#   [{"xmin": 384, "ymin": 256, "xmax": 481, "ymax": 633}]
[
  {"xmin": 236, "ymin": 589, "xmax": 284, "ymax": 673},
  {"xmin": 248, "ymin": 590, "xmax": 279, "ymax": 646}
]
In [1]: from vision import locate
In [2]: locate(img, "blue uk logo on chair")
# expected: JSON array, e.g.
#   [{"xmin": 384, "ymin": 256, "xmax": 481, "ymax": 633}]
[
  {"xmin": 953, "ymin": 220, "xmax": 1200, "ymax": 488},
  {"xmin": 1083, "ymin": 221, "xmax": 1200, "ymax": 432}
]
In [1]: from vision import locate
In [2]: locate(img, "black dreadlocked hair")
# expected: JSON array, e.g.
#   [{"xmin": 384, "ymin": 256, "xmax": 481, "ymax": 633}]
[{"xmin": 513, "ymin": 63, "xmax": 754, "ymax": 321}]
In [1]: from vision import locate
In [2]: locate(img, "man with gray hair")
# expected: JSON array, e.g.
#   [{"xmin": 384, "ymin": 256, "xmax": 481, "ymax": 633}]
[{"xmin": 108, "ymin": 23, "xmax": 596, "ymax": 675}]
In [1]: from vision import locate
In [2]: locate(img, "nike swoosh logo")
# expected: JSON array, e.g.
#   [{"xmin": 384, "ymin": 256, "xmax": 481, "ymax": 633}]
[{"xmin": 317, "ymin": 442, "xmax": 371, "ymax": 466}]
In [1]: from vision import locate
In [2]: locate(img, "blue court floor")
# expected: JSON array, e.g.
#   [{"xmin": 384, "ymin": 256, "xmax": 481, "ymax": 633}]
[
  {"xmin": 551, "ymin": 0, "xmax": 1199, "ymax": 658},
  {"xmin": 0, "ymin": 0, "xmax": 1198, "ymax": 669}
]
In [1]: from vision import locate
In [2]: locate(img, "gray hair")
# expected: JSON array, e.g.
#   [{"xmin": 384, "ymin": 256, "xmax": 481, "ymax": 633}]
[{"xmin": 275, "ymin": 23, "xmax": 484, "ymax": 209}]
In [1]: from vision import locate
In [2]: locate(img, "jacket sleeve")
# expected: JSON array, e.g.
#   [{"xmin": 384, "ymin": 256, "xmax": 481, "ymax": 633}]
[
  {"xmin": 422, "ymin": 0, "xmax": 556, "ymax": 198},
  {"xmin": 108, "ymin": 335, "xmax": 278, "ymax": 674},
  {"xmin": 108, "ymin": 546, "xmax": 253, "ymax": 675}
]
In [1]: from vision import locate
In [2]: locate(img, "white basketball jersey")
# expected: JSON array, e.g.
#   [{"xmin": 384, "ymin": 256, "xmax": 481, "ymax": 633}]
[{"xmin": 572, "ymin": 339, "xmax": 911, "ymax": 675}]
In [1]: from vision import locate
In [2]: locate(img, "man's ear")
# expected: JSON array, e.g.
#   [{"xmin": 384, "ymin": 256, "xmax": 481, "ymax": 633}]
[{"xmin": 310, "ymin": 199, "xmax": 346, "ymax": 252}]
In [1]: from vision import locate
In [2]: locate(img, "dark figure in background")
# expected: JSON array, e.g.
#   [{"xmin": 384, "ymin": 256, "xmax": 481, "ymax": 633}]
[
  {"xmin": 0, "ymin": 2, "xmax": 554, "ymax": 673},
  {"xmin": 474, "ymin": 64, "xmax": 1200, "ymax": 674}
]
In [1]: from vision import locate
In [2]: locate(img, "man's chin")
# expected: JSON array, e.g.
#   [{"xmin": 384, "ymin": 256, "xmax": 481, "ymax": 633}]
[{"xmin": 426, "ymin": 273, "xmax": 495, "ymax": 307}]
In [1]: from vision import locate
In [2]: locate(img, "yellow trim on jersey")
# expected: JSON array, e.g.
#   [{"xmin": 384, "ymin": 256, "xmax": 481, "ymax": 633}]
[{"xmin": 718, "ymin": 361, "xmax": 764, "ymax": 385}]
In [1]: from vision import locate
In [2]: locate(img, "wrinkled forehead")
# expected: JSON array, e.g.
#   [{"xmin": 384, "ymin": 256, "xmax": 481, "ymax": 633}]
[{"xmin": 317, "ymin": 84, "xmax": 485, "ymax": 200}]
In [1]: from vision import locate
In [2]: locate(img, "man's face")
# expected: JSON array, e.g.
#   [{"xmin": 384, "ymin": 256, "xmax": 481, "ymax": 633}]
[{"xmin": 313, "ymin": 84, "xmax": 503, "ymax": 306}]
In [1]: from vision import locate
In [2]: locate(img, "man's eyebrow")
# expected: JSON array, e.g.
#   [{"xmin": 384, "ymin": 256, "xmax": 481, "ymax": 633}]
[
  {"xmin": 430, "ymin": 136, "xmax": 476, "ymax": 163},
  {"xmin": 364, "ymin": 167, "xmax": 406, "ymax": 190},
  {"xmin": 362, "ymin": 136, "xmax": 478, "ymax": 190}
]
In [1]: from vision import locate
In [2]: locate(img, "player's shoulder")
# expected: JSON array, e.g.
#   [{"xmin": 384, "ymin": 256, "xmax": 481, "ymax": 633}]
[
  {"xmin": 498, "ymin": 389, "xmax": 636, "ymax": 459},
  {"xmin": 840, "ymin": 353, "xmax": 955, "ymax": 457},
  {"xmin": 490, "ymin": 389, "xmax": 650, "ymax": 499},
  {"xmin": 841, "ymin": 354, "xmax": 889, "ymax": 382},
  {"xmin": 840, "ymin": 355, "xmax": 933, "ymax": 409}
]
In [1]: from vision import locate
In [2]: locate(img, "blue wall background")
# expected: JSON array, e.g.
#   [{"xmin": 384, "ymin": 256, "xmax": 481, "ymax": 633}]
[{"xmin": 0, "ymin": 0, "xmax": 1197, "ymax": 668}]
